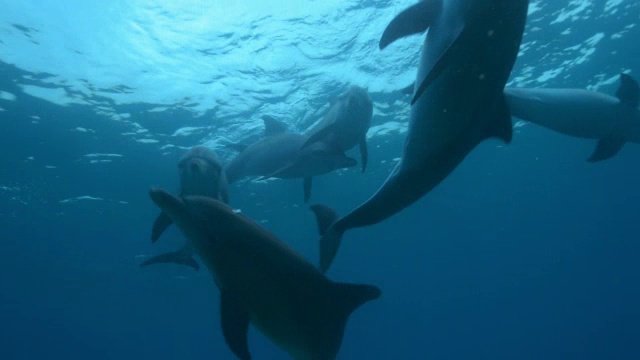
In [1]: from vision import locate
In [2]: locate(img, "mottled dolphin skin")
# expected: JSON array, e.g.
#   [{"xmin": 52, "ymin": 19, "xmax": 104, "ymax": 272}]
[
  {"xmin": 505, "ymin": 73, "xmax": 640, "ymax": 162},
  {"xmin": 312, "ymin": 0, "xmax": 529, "ymax": 273},
  {"xmin": 225, "ymin": 116, "xmax": 357, "ymax": 202},
  {"xmin": 303, "ymin": 86, "xmax": 373, "ymax": 172},
  {"xmin": 143, "ymin": 146, "xmax": 229, "ymax": 270},
  {"xmin": 148, "ymin": 189, "xmax": 380, "ymax": 360}
]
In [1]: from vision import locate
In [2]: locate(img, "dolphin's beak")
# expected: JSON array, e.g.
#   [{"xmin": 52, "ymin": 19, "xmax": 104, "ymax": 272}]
[{"xmin": 149, "ymin": 188, "xmax": 184, "ymax": 214}]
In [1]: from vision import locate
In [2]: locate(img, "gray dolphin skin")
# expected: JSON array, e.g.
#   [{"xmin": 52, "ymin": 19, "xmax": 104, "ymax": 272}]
[
  {"xmin": 311, "ymin": 0, "xmax": 530, "ymax": 273},
  {"xmin": 148, "ymin": 188, "xmax": 381, "ymax": 360},
  {"xmin": 143, "ymin": 146, "xmax": 229, "ymax": 271},
  {"xmin": 303, "ymin": 86, "xmax": 373, "ymax": 172},
  {"xmin": 225, "ymin": 115, "xmax": 357, "ymax": 202},
  {"xmin": 505, "ymin": 73, "xmax": 640, "ymax": 162}
]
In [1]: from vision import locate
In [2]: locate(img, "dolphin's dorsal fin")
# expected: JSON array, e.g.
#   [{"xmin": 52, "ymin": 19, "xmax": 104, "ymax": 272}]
[
  {"xmin": 262, "ymin": 115, "xmax": 289, "ymax": 136},
  {"xmin": 587, "ymin": 137, "xmax": 626, "ymax": 162},
  {"xmin": 220, "ymin": 291, "xmax": 251, "ymax": 360},
  {"xmin": 615, "ymin": 73, "xmax": 639, "ymax": 108},
  {"xmin": 379, "ymin": 0, "xmax": 441, "ymax": 49}
]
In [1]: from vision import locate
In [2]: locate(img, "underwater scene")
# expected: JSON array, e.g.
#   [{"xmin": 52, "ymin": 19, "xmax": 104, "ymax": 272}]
[{"xmin": 1, "ymin": 1, "xmax": 639, "ymax": 359}]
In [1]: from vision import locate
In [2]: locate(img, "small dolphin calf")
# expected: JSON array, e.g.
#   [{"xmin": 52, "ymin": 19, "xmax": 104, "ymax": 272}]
[
  {"xmin": 143, "ymin": 146, "xmax": 229, "ymax": 270},
  {"xmin": 505, "ymin": 73, "xmax": 640, "ymax": 162},
  {"xmin": 225, "ymin": 116, "xmax": 356, "ymax": 202},
  {"xmin": 148, "ymin": 188, "xmax": 380, "ymax": 360},
  {"xmin": 303, "ymin": 86, "xmax": 373, "ymax": 171},
  {"xmin": 312, "ymin": 0, "xmax": 529, "ymax": 272}
]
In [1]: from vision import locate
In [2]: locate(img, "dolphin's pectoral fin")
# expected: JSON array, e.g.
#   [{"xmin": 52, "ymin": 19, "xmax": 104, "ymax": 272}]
[
  {"xmin": 411, "ymin": 23, "xmax": 468, "ymax": 105},
  {"xmin": 226, "ymin": 142, "xmax": 249, "ymax": 153},
  {"xmin": 310, "ymin": 204, "xmax": 342, "ymax": 273},
  {"xmin": 359, "ymin": 136, "xmax": 369, "ymax": 172},
  {"xmin": 302, "ymin": 123, "xmax": 336, "ymax": 149},
  {"xmin": 151, "ymin": 211, "xmax": 173, "ymax": 243},
  {"xmin": 140, "ymin": 249, "xmax": 200, "ymax": 271},
  {"xmin": 220, "ymin": 291, "xmax": 252, "ymax": 360},
  {"xmin": 615, "ymin": 73, "xmax": 639, "ymax": 108},
  {"xmin": 303, "ymin": 177, "xmax": 313, "ymax": 203},
  {"xmin": 262, "ymin": 115, "xmax": 289, "ymax": 136},
  {"xmin": 379, "ymin": 0, "xmax": 441, "ymax": 49},
  {"xmin": 587, "ymin": 137, "xmax": 626, "ymax": 162}
]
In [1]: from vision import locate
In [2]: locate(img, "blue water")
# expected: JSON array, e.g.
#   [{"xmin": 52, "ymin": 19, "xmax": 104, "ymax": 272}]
[{"xmin": 1, "ymin": 1, "xmax": 639, "ymax": 359}]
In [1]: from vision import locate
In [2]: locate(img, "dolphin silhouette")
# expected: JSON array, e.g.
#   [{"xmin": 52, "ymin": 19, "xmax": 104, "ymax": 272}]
[
  {"xmin": 143, "ymin": 146, "xmax": 229, "ymax": 271},
  {"xmin": 303, "ymin": 86, "xmax": 373, "ymax": 172},
  {"xmin": 225, "ymin": 115, "xmax": 356, "ymax": 202},
  {"xmin": 505, "ymin": 73, "xmax": 640, "ymax": 162},
  {"xmin": 312, "ymin": 0, "xmax": 530, "ymax": 273},
  {"xmin": 149, "ymin": 188, "xmax": 380, "ymax": 360}
]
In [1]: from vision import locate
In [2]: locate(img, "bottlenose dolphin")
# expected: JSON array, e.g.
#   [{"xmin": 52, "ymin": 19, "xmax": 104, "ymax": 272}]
[
  {"xmin": 505, "ymin": 73, "xmax": 640, "ymax": 162},
  {"xmin": 312, "ymin": 0, "xmax": 529, "ymax": 273},
  {"xmin": 303, "ymin": 86, "xmax": 373, "ymax": 172},
  {"xmin": 149, "ymin": 188, "xmax": 381, "ymax": 360},
  {"xmin": 142, "ymin": 146, "xmax": 229, "ymax": 271},
  {"xmin": 225, "ymin": 115, "xmax": 357, "ymax": 202}
]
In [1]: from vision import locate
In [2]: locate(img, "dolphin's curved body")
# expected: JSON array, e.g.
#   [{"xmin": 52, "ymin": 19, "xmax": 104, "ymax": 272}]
[
  {"xmin": 143, "ymin": 146, "xmax": 229, "ymax": 271},
  {"xmin": 313, "ymin": 0, "xmax": 530, "ymax": 273},
  {"xmin": 505, "ymin": 74, "xmax": 640, "ymax": 162},
  {"xmin": 225, "ymin": 116, "xmax": 356, "ymax": 202},
  {"xmin": 304, "ymin": 86, "xmax": 373, "ymax": 171},
  {"xmin": 149, "ymin": 189, "xmax": 380, "ymax": 360}
]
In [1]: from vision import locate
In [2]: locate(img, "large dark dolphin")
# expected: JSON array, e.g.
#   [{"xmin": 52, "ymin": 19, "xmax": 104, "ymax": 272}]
[
  {"xmin": 225, "ymin": 115, "xmax": 357, "ymax": 202},
  {"xmin": 148, "ymin": 188, "xmax": 380, "ymax": 360},
  {"xmin": 142, "ymin": 146, "xmax": 229, "ymax": 271},
  {"xmin": 303, "ymin": 86, "xmax": 373, "ymax": 172},
  {"xmin": 505, "ymin": 73, "xmax": 640, "ymax": 162},
  {"xmin": 311, "ymin": 0, "xmax": 530, "ymax": 273}
]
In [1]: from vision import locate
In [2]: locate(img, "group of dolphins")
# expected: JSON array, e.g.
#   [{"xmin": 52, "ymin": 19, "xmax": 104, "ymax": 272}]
[{"xmin": 140, "ymin": 1, "xmax": 640, "ymax": 359}]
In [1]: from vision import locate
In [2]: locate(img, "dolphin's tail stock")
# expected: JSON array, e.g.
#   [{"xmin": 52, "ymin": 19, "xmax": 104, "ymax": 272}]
[{"xmin": 310, "ymin": 205, "xmax": 344, "ymax": 273}]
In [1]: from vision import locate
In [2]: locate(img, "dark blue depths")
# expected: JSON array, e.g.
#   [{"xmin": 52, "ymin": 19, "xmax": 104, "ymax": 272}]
[{"xmin": 2, "ymin": 86, "xmax": 639, "ymax": 359}]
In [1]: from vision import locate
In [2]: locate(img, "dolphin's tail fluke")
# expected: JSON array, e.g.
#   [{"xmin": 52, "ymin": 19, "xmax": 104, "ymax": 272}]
[
  {"xmin": 310, "ymin": 204, "xmax": 344, "ymax": 273},
  {"xmin": 140, "ymin": 248, "xmax": 200, "ymax": 271}
]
